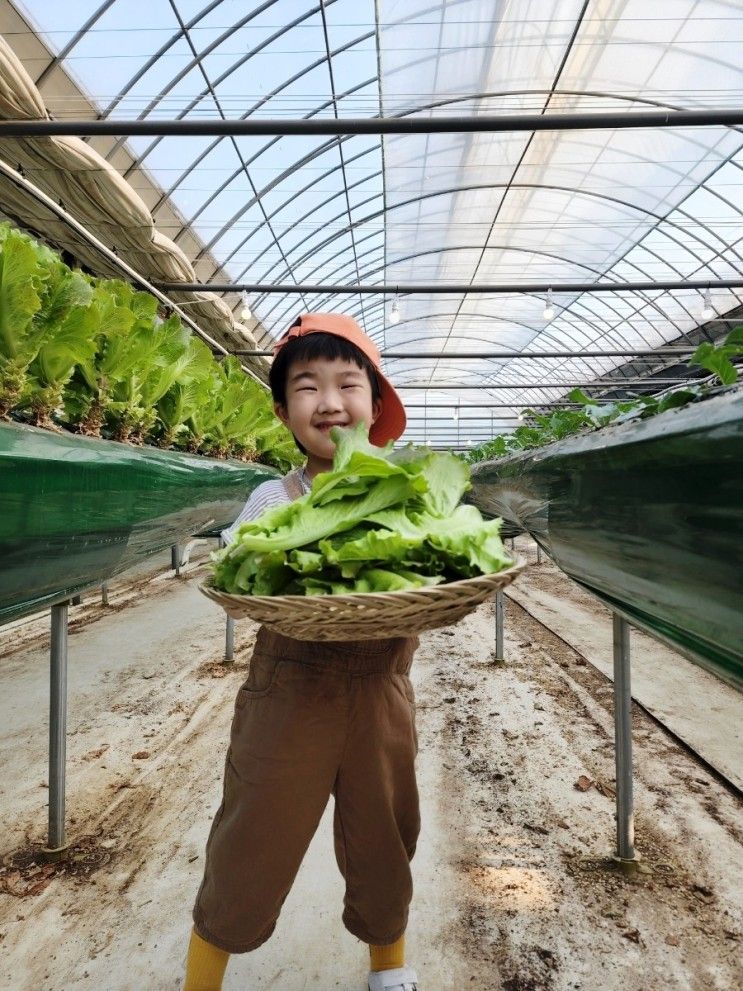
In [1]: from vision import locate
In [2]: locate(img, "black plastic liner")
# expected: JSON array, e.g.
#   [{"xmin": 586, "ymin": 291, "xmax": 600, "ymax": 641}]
[
  {"xmin": 468, "ymin": 388, "xmax": 743, "ymax": 692},
  {"xmin": 0, "ymin": 422, "xmax": 279, "ymax": 625}
]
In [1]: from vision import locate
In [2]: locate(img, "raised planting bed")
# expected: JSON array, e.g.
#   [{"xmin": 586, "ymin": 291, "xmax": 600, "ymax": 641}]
[
  {"xmin": 0, "ymin": 421, "xmax": 278, "ymax": 624},
  {"xmin": 468, "ymin": 387, "xmax": 743, "ymax": 691}
]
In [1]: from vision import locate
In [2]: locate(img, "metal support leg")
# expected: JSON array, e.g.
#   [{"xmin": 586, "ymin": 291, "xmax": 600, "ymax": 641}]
[
  {"xmin": 225, "ymin": 615, "xmax": 235, "ymax": 662},
  {"xmin": 101, "ymin": 582, "xmax": 109, "ymax": 606},
  {"xmin": 44, "ymin": 603, "xmax": 70, "ymax": 860},
  {"xmin": 494, "ymin": 591, "xmax": 504, "ymax": 662},
  {"xmin": 612, "ymin": 614, "xmax": 636, "ymax": 862},
  {"xmin": 218, "ymin": 536, "xmax": 235, "ymax": 662},
  {"xmin": 536, "ymin": 542, "xmax": 542, "ymax": 564},
  {"xmin": 171, "ymin": 544, "xmax": 182, "ymax": 576}
]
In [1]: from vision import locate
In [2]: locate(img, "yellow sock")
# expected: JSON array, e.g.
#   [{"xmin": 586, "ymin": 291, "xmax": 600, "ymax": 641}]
[
  {"xmin": 369, "ymin": 933, "xmax": 405, "ymax": 971},
  {"xmin": 183, "ymin": 927, "xmax": 230, "ymax": 991}
]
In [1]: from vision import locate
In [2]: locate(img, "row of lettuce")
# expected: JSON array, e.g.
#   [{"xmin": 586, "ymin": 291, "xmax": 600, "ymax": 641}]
[
  {"xmin": 0, "ymin": 222, "xmax": 301, "ymax": 470},
  {"xmin": 462, "ymin": 328, "xmax": 742, "ymax": 464}
]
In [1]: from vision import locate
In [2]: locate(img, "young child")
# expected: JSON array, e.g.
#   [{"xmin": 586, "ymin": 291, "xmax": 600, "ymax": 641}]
[{"xmin": 184, "ymin": 313, "xmax": 420, "ymax": 991}]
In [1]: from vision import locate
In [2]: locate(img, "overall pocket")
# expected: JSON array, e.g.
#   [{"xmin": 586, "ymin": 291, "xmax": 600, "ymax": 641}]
[{"xmin": 235, "ymin": 653, "xmax": 285, "ymax": 710}]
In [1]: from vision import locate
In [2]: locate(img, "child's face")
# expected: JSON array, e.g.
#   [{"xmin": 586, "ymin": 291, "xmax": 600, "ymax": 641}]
[{"xmin": 274, "ymin": 356, "xmax": 382, "ymax": 464}]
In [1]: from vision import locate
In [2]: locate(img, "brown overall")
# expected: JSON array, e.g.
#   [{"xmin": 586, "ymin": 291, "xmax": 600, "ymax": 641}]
[{"xmin": 192, "ymin": 471, "xmax": 421, "ymax": 953}]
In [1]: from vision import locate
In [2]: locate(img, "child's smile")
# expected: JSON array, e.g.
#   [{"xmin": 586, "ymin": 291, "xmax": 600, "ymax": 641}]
[{"xmin": 275, "ymin": 356, "xmax": 381, "ymax": 475}]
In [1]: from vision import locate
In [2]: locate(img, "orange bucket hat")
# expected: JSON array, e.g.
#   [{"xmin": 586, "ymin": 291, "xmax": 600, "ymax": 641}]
[{"xmin": 273, "ymin": 313, "xmax": 406, "ymax": 444}]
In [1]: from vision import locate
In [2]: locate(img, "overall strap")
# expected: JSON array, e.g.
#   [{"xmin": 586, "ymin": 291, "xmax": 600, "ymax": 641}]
[{"xmin": 282, "ymin": 468, "xmax": 306, "ymax": 501}]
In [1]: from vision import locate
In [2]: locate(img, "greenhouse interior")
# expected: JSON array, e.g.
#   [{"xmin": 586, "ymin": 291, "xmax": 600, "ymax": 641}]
[{"xmin": 0, "ymin": 1, "xmax": 741, "ymax": 989}]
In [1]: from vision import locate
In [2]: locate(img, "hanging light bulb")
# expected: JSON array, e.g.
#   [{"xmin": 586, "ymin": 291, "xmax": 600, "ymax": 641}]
[
  {"xmin": 425, "ymin": 439, "xmax": 432, "ymax": 446},
  {"xmin": 240, "ymin": 291, "xmax": 252, "ymax": 321},
  {"xmin": 542, "ymin": 288, "xmax": 555, "ymax": 321},
  {"xmin": 466, "ymin": 438, "xmax": 473, "ymax": 446},
  {"xmin": 701, "ymin": 288, "xmax": 715, "ymax": 321},
  {"xmin": 452, "ymin": 405, "xmax": 459, "ymax": 421},
  {"xmin": 389, "ymin": 296, "xmax": 401, "ymax": 325}
]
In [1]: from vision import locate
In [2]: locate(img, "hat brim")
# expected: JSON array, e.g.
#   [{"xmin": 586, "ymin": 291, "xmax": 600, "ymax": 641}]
[{"xmin": 369, "ymin": 370, "xmax": 406, "ymax": 444}]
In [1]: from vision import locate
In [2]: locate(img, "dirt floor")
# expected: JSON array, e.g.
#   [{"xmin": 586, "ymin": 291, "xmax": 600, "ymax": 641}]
[{"xmin": 0, "ymin": 540, "xmax": 741, "ymax": 991}]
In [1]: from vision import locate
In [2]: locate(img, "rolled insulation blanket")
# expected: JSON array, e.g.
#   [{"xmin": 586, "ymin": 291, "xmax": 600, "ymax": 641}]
[
  {"xmin": 0, "ymin": 35, "xmax": 48, "ymax": 119},
  {"xmin": 35, "ymin": 135, "xmax": 154, "ymax": 247},
  {"xmin": 124, "ymin": 228, "xmax": 196, "ymax": 283}
]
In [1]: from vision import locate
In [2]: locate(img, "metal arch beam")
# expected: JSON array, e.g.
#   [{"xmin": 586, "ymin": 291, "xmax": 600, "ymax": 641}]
[
  {"xmin": 123, "ymin": 11, "xmax": 370, "ymax": 185},
  {"xmin": 176, "ymin": 85, "xmax": 379, "ymax": 251},
  {"xmin": 208, "ymin": 148, "xmax": 383, "ymax": 275},
  {"xmin": 426, "ymin": 0, "xmax": 591, "ymax": 387},
  {"xmin": 317, "ymin": 0, "xmax": 371, "ymax": 332},
  {"xmin": 379, "ymin": 319, "xmax": 730, "ymax": 350},
  {"xmin": 226, "ymin": 181, "xmax": 731, "ymax": 310},
  {"xmin": 532, "ymin": 139, "xmax": 743, "ymax": 377},
  {"xmin": 373, "ymin": 0, "xmax": 389, "ymax": 351},
  {"xmin": 247, "ymin": 168, "xmax": 718, "ymax": 291},
  {"xmin": 100, "ymin": 0, "xmax": 472, "ymax": 152},
  {"xmin": 102, "ymin": 1, "xmax": 324, "ymax": 167},
  {"xmin": 253, "ymin": 226, "xmax": 391, "ymax": 332},
  {"xmin": 252, "ymin": 235, "xmax": 623, "ymax": 365},
  {"xmin": 163, "ymin": 0, "xmax": 311, "ymax": 316},
  {"xmin": 192, "ymin": 138, "xmax": 379, "ymax": 266},
  {"xmin": 251, "ymin": 225, "xmax": 387, "ymax": 338},
  {"xmin": 393, "ymin": 379, "xmax": 691, "ymax": 388},
  {"xmin": 544, "ymin": 228, "xmax": 743, "ymax": 369},
  {"xmin": 26, "ymin": 15, "xmax": 740, "ymax": 344},
  {"xmin": 52, "ymin": 3, "xmax": 704, "ymax": 348},
  {"xmin": 149, "ymin": 51, "xmax": 376, "ymax": 220},
  {"xmin": 233, "ymin": 168, "xmax": 740, "ymax": 354},
  {"xmin": 373, "ymin": 86, "xmax": 738, "ymax": 132},
  {"xmin": 278, "ymin": 242, "xmax": 612, "ymax": 324},
  {"xmin": 167, "ymin": 86, "xmax": 378, "ymax": 251},
  {"xmin": 33, "ymin": 0, "xmax": 117, "ymax": 88},
  {"xmin": 96, "ymin": 0, "xmax": 227, "ymax": 122},
  {"xmin": 247, "ymin": 290, "xmax": 721, "ymax": 390},
  {"xmin": 234, "ymin": 100, "xmax": 743, "ymax": 350},
  {"xmin": 32, "ymin": 22, "xmax": 736, "ymax": 368},
  {"xmin": 404, "ymin": 402, "xmax": 613, "ymax": 409},
  {"xmin": 255, "ymin": 239, "xmax": 650, "ymax": 378},
  {"xmin": 208, "ymin": 84, "xmax": 743, "ymax": 284},
  {"xmin": 151, "ymin": 109, "xmax": 743, "ymax": 328},
  {"xmin": 218, "ymin": 140, "xmax": 384, "ymax": 272}
]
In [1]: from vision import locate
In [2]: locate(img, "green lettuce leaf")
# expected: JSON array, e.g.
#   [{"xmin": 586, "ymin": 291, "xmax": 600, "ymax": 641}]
[{"xmin": 212, "ymin": 422, "xmax": 511, "ymax": 596}]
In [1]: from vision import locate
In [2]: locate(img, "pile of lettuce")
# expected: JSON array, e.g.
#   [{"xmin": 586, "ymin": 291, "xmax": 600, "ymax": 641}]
[{"xmin": 212, "ymin": 423, "xmax": 511, "ymax": 596}]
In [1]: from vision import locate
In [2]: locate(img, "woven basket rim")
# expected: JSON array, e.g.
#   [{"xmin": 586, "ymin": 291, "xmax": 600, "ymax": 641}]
[{"xmin": 200, "ymin": 557, "xmax": 526, "ymax": 608}]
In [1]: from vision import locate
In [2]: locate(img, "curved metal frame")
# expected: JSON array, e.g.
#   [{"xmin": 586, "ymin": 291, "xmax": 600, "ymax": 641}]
[
  {"xmin": 15, "ymin": 0, "xmax": 743, "ymax": 436},
  {"xmin": 246, "ymin": 179, "xmax": 731, "ymax": 371}
]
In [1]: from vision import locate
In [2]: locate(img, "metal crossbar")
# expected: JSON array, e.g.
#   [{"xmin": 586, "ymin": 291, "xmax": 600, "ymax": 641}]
[
  {"xmin": 395, "ymin": 379, "xmax": 691, "ymax": 389},
  {"xmin": 2, "ymin": 108, "xmax": 742, "ymax": 137},
  {"xmin": 232, "ymin": 348, "xmax": 699, "ymax": 359},
  {"xmin": 160, "ymin": 278, "xmax": 743, "ymax": 294}
]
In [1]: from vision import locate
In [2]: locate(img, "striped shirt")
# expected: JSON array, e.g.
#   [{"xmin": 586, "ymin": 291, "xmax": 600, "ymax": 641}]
[{"xmin": 221, "ymin": 469, "xmax": 311, "ymax": 545}]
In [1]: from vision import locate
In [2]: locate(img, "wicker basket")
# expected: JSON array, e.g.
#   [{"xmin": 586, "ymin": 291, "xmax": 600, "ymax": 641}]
[{"xmin": 199, "ymin": 558, "xmax": 525, "ymax": 641}]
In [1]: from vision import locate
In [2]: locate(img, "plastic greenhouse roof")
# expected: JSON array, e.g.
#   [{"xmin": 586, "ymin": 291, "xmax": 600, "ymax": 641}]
[{"xmin": 4, "ymin": 0, "xmax": 743, "ymax": 446}]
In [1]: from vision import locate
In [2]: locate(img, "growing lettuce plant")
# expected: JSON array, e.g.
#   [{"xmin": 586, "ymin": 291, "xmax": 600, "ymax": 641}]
[{"xmin": 0, "ymin": 226, "xmax": 49, "ymax": 417}]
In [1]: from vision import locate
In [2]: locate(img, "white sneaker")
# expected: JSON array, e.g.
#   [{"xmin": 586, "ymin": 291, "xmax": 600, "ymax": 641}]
[{"xmin": 367, "ymin": 966, "xmax": 419, "ymax": 991}]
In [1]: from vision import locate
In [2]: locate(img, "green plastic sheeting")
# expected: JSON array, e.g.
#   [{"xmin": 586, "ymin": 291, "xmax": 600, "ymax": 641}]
[
  {"xmin": 0, "ymin": 421, "xmax": 279, "ymax": 625},
  {"xmin": 468, "ymin": 388, "xmax": 743, "ymax": 692}
]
